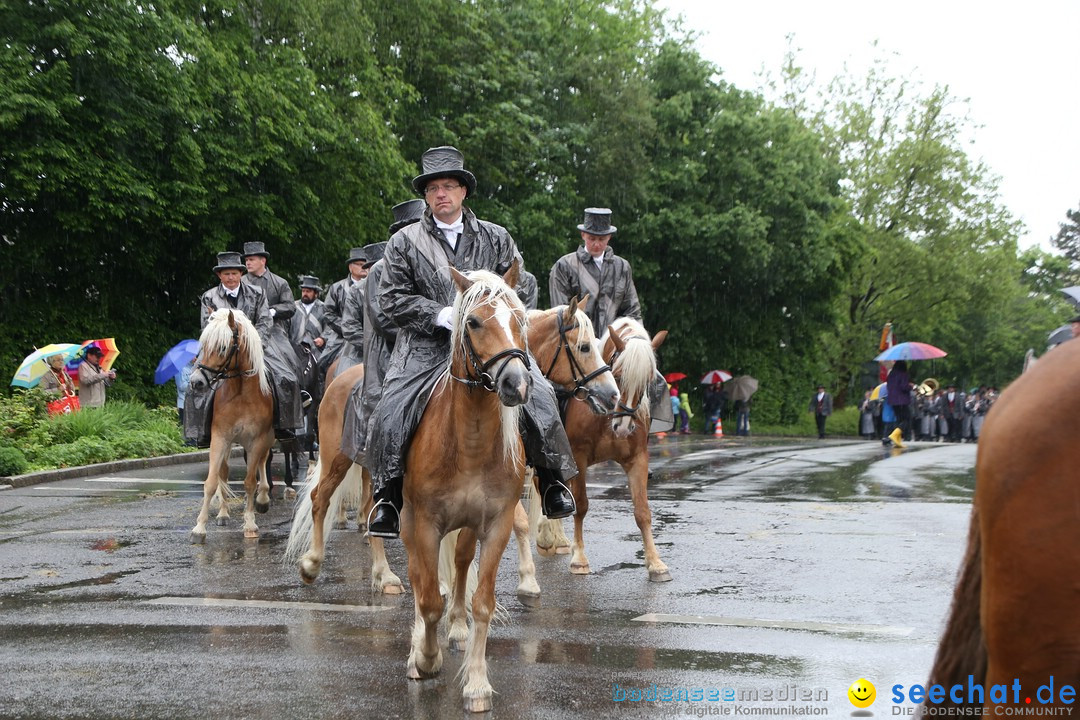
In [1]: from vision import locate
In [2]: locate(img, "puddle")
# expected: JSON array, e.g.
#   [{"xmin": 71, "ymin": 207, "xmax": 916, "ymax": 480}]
[
  {"xmin": 89, "ymin": 538, "xmax": 136, "ymax": 552},
  {"xmin": 34, "ymin": 569, "xmax": 140, "ymax": 593}
]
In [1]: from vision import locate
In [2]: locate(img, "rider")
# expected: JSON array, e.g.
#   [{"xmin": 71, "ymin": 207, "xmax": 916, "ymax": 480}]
[
  {"xmin": 365, "ymin": 146, "xmax": 578, "ymax": 538},
  {"xmin": 549, "ymin": 208, "xmax": 672, "ymax": 431},
  {"xmin": 289, "ymin": 275, "xmax": 326, "ymax": 361},
  {"xmin": 320, "ymin": 247, "xmax": 368, "ymax": 380},
  {"xmin": 241, "ymin": 241, "xmax": 307, "ymax": 434}
]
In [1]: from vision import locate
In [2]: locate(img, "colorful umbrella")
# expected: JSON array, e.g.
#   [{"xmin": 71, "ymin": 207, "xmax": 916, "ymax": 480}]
[
  {"xmin": 10, "ymin": 343, "xmax": 83, "ymax": 388},
  {"xmin": 700, "ymin": 369, "xmax": 732, "ymax": 384},
  {"xmin": 873, "ymin": 341, "xmax": 947, "ymax": 362},
  {"xmin": 66, "ymin": 338, "xmax": 121, "ymax": 388},
  {"xmin": 155, "ymin": 339, "xmax": 200, "ymax": 384},
  {"xmin": 869, "ymin": 382, "xmax": 887, "ymax": 401},
  {"xmin": 663, "ymin": 372, "xmax": 687, "ymax": 383}
]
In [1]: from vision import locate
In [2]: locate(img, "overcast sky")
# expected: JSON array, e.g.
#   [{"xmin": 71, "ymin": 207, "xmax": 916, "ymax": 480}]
[{"xmin": 654, "ymin": 0, "xmax": 1079, "ymax": 251}]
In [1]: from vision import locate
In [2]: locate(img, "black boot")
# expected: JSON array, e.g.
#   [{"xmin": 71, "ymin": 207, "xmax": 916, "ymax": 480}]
[
  {"xmin": 367, "ymin": 480, "xmax": 402, "ymax": 538},
  {"xmin": 535, "ymin": 466, "xmax": 576, "ymax": 519}
]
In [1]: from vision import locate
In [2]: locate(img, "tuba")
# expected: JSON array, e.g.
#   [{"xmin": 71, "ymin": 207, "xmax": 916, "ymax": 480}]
[{"xmin": 916, "ymin": 378, "xmax": 939, "ymax": 397}]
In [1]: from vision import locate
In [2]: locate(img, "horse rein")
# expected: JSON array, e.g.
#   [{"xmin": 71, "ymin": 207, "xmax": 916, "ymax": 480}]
[
  {"xmin": 452, "ymin": 315, "xmax": 532, "ymax": 392},
  {"xmin": 195, "ymin": 325, "xmax": 258, "ymax": 386},
  {"xmin": 544, "ymin": 315, "xmax": 613, "ymax": 403}
]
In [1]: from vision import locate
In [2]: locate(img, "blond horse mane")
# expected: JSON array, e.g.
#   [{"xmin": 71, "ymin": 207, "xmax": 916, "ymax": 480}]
[
  {"xmin": 603, "ymin": 317, "xmax": 656, "ymax": 424},
  {"xmin": 200, "ymin": 308, "xmax": 270, "ymax": 395},
  {"xmin": 446, "ymin": 269, "xmax": 528, "ymax": 468}
]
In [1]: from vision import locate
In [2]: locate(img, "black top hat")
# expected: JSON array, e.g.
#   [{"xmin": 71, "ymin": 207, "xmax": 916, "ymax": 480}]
[
  {"xmin": 84, "ymin": 345, "xmax": 103, "ymax": 358},
  {"xmin": 242, "ymin": 241, "xmax": 269, "ymax": 259},
  {"xmin": 362, "ymin": 242, "xmax": 388, "ymax": 268},
  {"xmin": 389, "ymin": 199, "xmax": 426, "ymax": 234},
  {"xmin": 576, "ymin": 207, "xmax": 617, "ymax": 236},
  {"xmin": 213, "ymin": 251, "xmax": 246, "ymax": 272},
  {"xmin": 347, "ymin": 247, "xmax": 367, "ymax": 266},
  {"xmin": 299, "ymin": 275, "xmax": 321, "ymax": 291},
  {"xmin": 411, "ymin": 146, "xmax": 477, "ymax": 197}
]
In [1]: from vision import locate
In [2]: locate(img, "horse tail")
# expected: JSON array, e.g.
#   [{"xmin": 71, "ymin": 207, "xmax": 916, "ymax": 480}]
[
  {"xmin": 524, "ymin": 470, "xmax": 541, "ymax": 543},
  {"xmin": 282, "ymin": 459, "xmax": 361, "ymax": 566},
  {"xmin": 922, "ymin": 507, "xmax": 987, "ymax": 712}
]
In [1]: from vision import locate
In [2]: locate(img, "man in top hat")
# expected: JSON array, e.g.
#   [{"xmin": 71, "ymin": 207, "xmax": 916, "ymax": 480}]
[
  {"xmin": 549, "ymin": 207, "xmax": 641, "ymax": 332},
  {"xmin": 340, "ymin": 200, "xmax": 424, "ymax": 465},
  {"xmin": 290, "ymin": 275, "xmax": 326, "ymax": 358},
  {"xmin": 808, "ymin": 383, "xmax": 833, "ymax": 440},
  {"xmin": 364, "ymin": 146, "xmax": 579, "ymax": 538},
  {"xmin": 320, "ymin": 246, "xmax": 368, "ymax": 380},
  {"xmin": 942, "ymin": 383, "xmax": 966, "ymax": 443}
]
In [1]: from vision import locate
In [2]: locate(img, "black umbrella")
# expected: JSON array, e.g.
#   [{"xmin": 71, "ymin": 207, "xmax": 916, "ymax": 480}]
[
  {"xmin": 1048, "ymin": 324, "xmax": 1073, "ymax": 347},
  {"xmin": 1061, "ymin": 286, "xmax": 1080, "ymax": 309},
  {"xmin": 726, "ymin": 375, "xmax": 759, "ymax": 402}
]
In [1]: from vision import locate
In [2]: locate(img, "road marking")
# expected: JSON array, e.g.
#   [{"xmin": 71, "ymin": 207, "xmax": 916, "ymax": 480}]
[
  {"xmin": 145, "ymin": 596, "xmax": 393, "ymax": 613},
  {"xmin": 632, "ymin": 613, "xmax": 913, "ymax": 636},
  {"xmin": 85, "ymin": 477, "xmax": 203, "ymax": 485}
]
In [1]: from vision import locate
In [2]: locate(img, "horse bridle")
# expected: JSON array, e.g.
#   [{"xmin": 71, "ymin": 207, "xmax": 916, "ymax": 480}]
[
  {"xmin": 544, "ymin": 315, "xmax": 613, "ymax": 403},
  {"xmin": 452, "ymin": 316, "xmax": 532, "ymax": 392},
  {"xmin": 195, "ymin": 325, "xmax": 258, "ymax": 386}
]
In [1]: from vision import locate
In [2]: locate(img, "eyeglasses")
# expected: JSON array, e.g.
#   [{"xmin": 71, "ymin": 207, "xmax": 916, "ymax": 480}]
[{"xmin": 424, "ymin": 182, "xmax": 463, "ymax": 195}]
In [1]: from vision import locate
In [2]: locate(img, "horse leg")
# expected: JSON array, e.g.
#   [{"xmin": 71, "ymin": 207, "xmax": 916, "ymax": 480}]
[
  {"xmin": 404, "ymin": 513, "xmax": 444, "ymax": 680},
  {"xmin": 569, "ymin": 460, "xmax": 592, "ymax": 575},
  {"xmin": 253, "ymin": 433, "xmax": 273, "ymax": 515},
  {"xmin": 446, "ymin": 528, "xmax": 475, "ymax": 650},
  {"xmin": 513, "ymin": 501, "xmax": 540, "ymax": 597},
  {"xmin": 625, "ymin": 454, "xmax": 671, "ymax": 582},
  {"xmin": 242, "ymin": 450, "xmax": 261, "ymax": 539},
  {"xmin": 365, "ymin": 468, "xmax": 403, "ymax": 594},
  {"xmin": 191, "ymin": 437, "xmax": 227, "ymax": 544},
  {"xmin": 461, "ymin": 512, "xmax": 515, "ymax": 713},
  {"xmin": 213, "ymin": 448, "xmax": 232, "ymax": 527},
  {"xmin": 298, "ymin": 453, "xmax": 352, "ymax": 584}
]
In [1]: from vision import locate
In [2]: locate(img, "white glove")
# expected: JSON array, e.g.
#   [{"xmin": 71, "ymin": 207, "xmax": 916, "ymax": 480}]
[
  {"xmin": 269, "ymin": 308, "xmax": 277, "ymax": 318},
  {"xmin": 436, "ymin": 306, "xmax": 454, "ymax": 330}
]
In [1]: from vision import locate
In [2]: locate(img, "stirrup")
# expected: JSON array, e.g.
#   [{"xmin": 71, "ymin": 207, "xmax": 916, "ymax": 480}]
[
  {"xmin": 367, "ymin": 499, "xmax": 400, "ymax": 538},
  {"xmin": 300, "ymin": 390, "xmax": 313, "ymax": 408},
  {"xmin": 540, "ymin": 479, "xmax": 576, "ymax": 520}
]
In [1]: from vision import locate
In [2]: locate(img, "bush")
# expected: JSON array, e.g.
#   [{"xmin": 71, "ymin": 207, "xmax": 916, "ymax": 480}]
[
  {"xmin": 0, "ymin": 445, "xmax": 29, "ymax": 476},
  {"xmin": 34, "ymin": 437, "xmax": 115, "ymax": 469}
]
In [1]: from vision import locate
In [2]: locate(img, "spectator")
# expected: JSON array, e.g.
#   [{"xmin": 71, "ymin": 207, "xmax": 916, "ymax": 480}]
[
  {"xmin": 735, "ymin": 398, "xmax": 751, "ymax": 436},
  {"xmin": 808, "ymin": 384, "xmax": 833, "ymax": 439},
  {"xmin": 702, "ymin": 383, "xmax": 723, "ymax": 434},
  {"xmin": 78, "ymin": 346, "xmax": 115, "ymax": 408},
  {"xmin": 886, "ymin": 360, "xmax": 914, "ymax": 441},
  {"xmin": 859, "ymin": 390, "xmax": 875, "ymax": 439},
  {"xmin": 40, "ymin": 353, "xmax": 76, "ymax": 397},
  {"xmin": 678, "ymin": 392, "xmax": 693, "ymax": 434}
]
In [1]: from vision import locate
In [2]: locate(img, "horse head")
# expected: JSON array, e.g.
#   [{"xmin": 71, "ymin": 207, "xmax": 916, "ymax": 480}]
[
  {"xmin": 448, "ymin": 262, "xmax": 532, "ymax": 408},
  {"xmin": 191, "ymin": 308, "xmax": 269, "ymax": 395},
  {"xmin": 529, "ymin": 295, "xmax": 620, "ymax": 414},
  {"xmin": 603, "ymin": 319, "xmax": 667, "ymax": 437}
]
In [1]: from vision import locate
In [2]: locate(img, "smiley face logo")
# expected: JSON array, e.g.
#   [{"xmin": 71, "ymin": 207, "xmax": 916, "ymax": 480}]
[{"xmin": 848, "ymin": 678, "xmax": 876, "ymax": 708}]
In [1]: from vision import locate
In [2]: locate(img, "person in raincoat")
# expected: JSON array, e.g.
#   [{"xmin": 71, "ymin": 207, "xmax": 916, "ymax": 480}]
[
  {"xmin": 365, "ymin": 146, "xmax": 578, "ymax": 538},
  {"xmin": 340, "ymin": 200, "xmax": 426, "ymax": 464},
  {"xmin": 335, "ymin": 275, "xmax": 367, "ymax": 377},
  {"xmin": 319, "ymin": 246, "xmax": 368, "ymax": 382},
  {"xmin": 240, "ymin": 241, "xmax": 306, "ymax": 434},
  {"xmin": 289, "ymin": 275, "xmax": 327, "ymax": 361}
]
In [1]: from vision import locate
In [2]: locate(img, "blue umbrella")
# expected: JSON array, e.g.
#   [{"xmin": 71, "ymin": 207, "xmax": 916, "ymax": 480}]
[{"xmin": 154, "ymin": 339, "xmax": 200, "ymax": 384}]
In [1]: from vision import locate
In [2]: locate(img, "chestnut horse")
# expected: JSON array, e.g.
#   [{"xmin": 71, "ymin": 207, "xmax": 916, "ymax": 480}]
[
  {"xmin": 538, "ymin": 317, "xmax": 671, "ymax": 582},
  {"xmin": 187, "ymin": 309, "xmax": 274, "ymax": 543},
  {"xmin": 923, "ymin": 339, "xmax": 1080, "ymax": 710}
]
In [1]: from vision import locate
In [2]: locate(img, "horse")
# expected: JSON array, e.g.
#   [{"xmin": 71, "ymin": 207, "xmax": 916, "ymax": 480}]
[
  {"xmin": 284, "ymin": 296, "xmax": 620, "ymax": 599},
  {"xmin": 922, "ymin": 339, "xmax": 1080, "ymax": 710},
  {"xmin": 187, "ymin": 308, "xmax": 274, "ymax": 544},
  {"xmin": 537, "ymin": 317, "xmax": 671, "ymax": 582}
]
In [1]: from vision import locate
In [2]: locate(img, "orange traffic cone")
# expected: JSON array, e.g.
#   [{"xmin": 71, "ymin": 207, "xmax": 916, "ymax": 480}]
[{"xmin": 714, "ymin": 418, "xmax": 724, "ymax": 437}]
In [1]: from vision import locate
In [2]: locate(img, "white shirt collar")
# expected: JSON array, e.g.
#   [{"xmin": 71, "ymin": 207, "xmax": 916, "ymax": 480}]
[{"xmin": 435, "ymin": 214, "xmax": 464, "ymax": 250}]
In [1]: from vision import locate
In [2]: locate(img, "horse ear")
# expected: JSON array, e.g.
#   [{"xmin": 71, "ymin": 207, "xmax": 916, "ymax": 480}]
[
  {"xmin": 608, "ymin": 326, "xmax": 626, "ymax": 353},
  {"xmin": 651, "ymin": 330, "xmax": 669, "ymax": 350},
  {"xmin": 227, "ymin": 310, "xmax": 237, "ymax": 329},
  {"xmin": 577, "ymin": 294, "xmax": 590, "ymax": 313},
  {"xmin": 450, "ymin": 267, "xmax": 473, "ymax": 294},
  {"xmin": 502, "ymin": 257, "xmax": 521, "ymax": 291},
  {"xmin": 561, "ymin": 299, "xmax": 577, "ymax": 327}
]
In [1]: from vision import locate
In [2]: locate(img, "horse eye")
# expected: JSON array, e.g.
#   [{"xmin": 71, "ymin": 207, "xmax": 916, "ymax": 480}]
[
  {"xmin": 466, "ymin": 317, "xmax": 481, "ymax": 330},
  {"xmin": 579, "ymin": 344, "xmax": 591, "ymax": 354}
]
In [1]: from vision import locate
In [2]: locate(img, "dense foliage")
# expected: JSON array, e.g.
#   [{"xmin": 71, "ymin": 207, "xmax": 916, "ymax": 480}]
[{"xmin": 1, "ymin": 0, "xmax": 1071, "ymax": 426}]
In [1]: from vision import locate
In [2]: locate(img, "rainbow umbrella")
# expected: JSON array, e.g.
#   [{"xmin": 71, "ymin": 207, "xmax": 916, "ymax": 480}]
[
  {"xmin": 66, "ymin": 338, "xmax": 121, "ymax": 387},
  {"xmin": 11, "ymin": 344, "xmax": 83, "ymax": 388},
  {"xmin": 873, "ymin": 341, "xmax": 947, "ymax": 362}
]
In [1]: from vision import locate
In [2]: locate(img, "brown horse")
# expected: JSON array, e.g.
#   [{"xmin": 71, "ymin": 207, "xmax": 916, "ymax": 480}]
[
  {"xmin": 187, "ymin": 309, "xmax": 274, "ymax": 543},
  {"xmin": 539, "ymin": 317, "xmax": 671, "ymax": 582},
  {"xmin": 923, "ymin": 339, "xmax": 1080, "ymax": 710}
]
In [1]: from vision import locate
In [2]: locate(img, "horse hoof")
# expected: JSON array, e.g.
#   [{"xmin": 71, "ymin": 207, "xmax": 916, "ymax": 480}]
[
  {"xmin": 379, "ymin": 583, "xmax": 404, "ymax": 595},
  {"xmin": 215, "ymin": 517, "xmax": 228, "ymax": 527},
  {"xmin": 517, "ymin": 581, "xmax": 541, "ymax": 598},
  {"xmin": 463, "ymin": 695, "xmax": 492, "ymax": 713},
  {"xmin": 284, "ymin": 487, "xmax": 297, "ymax": 500},
  {"xmin": 536, "ymin": 544, "xmax": 557, "ymax": 557},
  {"xmin": 554, "ymin": 545, "xmax": 571, "ymax": 555},
  {"xmin": 649, "ymin": 569, "xmax": 673, "ymax": 583},
  {"xmin": 255, "ymin": 500, "xmax": 270, "ymax": 514},
  {"xmin": 570, "ymin": 562, "xmax": 591, "ymax": 575},
  {"xmin": 189, "ymin": 531, "xmax": 206, "ymax": 545},
  {"xmin": 244, "ymin": 528, "xmax": 259, "ymax": 539}
]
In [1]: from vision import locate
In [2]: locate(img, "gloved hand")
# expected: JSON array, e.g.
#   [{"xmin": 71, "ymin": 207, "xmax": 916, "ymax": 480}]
[{"xmin": 436, "ymin": 306, "xmax": 454, "ymax": 331}]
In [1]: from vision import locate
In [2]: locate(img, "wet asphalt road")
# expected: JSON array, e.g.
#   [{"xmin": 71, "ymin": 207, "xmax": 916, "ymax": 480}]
[{"xmin": 0, "ymin": 435, "xmax": 977, "ymax": 720}]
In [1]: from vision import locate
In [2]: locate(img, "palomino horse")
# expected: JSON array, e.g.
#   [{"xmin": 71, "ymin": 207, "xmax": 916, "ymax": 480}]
[
  {"xmin": 923, "ymin": 339, "xmax": 1080, "ymax": 711},
  {"xmin": 285, "ymin": 297, "xmax": 620, "ymax": 600},
  {"xmin": 540, "ymin": 317, "xmax": 671, "ymax": 582},
  {"xmin": 188, "ymin": 309, "xmax": 274, "ymax": 543}
]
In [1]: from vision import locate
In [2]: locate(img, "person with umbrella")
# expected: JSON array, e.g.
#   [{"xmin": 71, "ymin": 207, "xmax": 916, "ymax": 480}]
[
  {"xmin": 78, "ymin": 346, "xmax": 116, "ymax": 408},
  {"xmin": 886, "ymin": 360, "xmax": 915, "ymax": 441},
  {"xmin": 41, "ymin": 352, "xmax": 77, "ymax": 397}
]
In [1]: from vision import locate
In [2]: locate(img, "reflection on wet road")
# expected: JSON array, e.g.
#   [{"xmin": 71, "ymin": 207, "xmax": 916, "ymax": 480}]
[{"xmin": 0, "ymin": 434, "xmax": 977, "ymax": 718}]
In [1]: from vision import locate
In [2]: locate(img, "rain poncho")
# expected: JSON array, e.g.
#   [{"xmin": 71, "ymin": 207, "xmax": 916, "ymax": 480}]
[
  {"xmin": 365, "ymin": 209, "xmax": 577, "ymax": 493},
  {"xmin": 549, "ymin": 246, "xmax": 641, "ymax": 332},
  {"xmin": 243, "ymin": 269, "xmax": 303, "ymax": 430},
  {"xmin": 318, "ymin": 277, "xmax": 358, "ymax": 376},
  {"xmin": 289, "ymin": 298, "xmax": 327, "ymax": 360},
  {"xmin": 335, "ymin": 282, "xmax": 365, "ymax": 377}
]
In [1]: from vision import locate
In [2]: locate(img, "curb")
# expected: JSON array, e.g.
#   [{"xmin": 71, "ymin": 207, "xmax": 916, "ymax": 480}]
[{"xmin": 1, "ymin": 446, "xmax": 246, "ymax": 489}]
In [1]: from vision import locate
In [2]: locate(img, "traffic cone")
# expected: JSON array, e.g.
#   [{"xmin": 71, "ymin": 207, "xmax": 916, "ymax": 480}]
[
  {"xmin": 888, "ymin": 427, "xmax": 906, "ymax": 449},
  {"xmin": 714, "ymin": 418, "xmax": 724, "ymax": 437}
]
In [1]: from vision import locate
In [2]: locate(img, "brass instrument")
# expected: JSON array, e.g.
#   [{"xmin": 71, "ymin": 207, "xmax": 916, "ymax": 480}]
[{"xmin": 916, "ymin": 378, "xmax": 939, "ymax": 397}]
